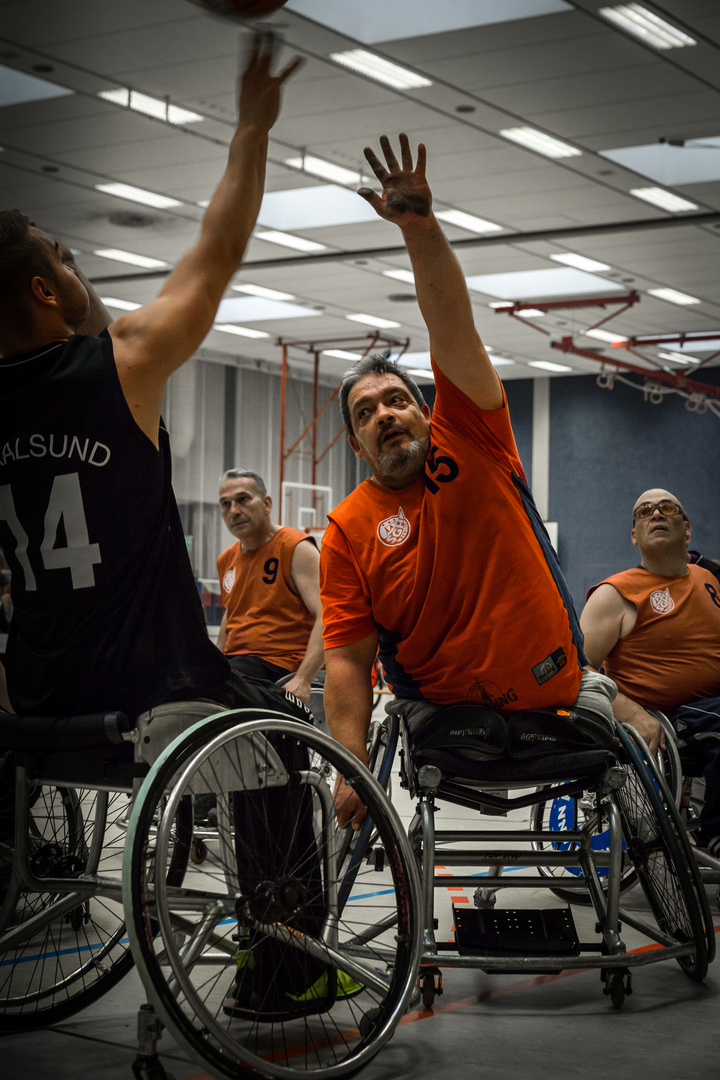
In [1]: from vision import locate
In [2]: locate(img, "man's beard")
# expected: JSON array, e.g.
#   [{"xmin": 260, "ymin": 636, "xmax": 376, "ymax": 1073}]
[{"xmin": 375, "ymin": 431, "xmax": 430, "ymax": 477}]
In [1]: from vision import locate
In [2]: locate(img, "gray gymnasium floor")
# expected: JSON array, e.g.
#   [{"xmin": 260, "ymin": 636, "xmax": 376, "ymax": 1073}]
[{"xmin": 3, "ymin": 712, "xmax": 719, "ymax": 1080}]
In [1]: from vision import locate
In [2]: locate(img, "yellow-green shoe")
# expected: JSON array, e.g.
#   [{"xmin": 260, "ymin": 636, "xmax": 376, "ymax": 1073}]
[{"xmin": 286, "ymin": 969, "xmax": 364, "ymax": 1004}]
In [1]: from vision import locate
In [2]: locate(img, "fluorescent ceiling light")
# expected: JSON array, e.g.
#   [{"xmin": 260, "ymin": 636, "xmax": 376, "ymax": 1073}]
[
  {"xmin": 396, "ymin": 351, "xmax": 431, "ymax": 369},
  {"xmin": 657, "ymin": 351, "xmax": 694, "ymax": 364},
  {"xmin": 346, "ymin": 313, "xmax": 401, "ymax": 329},
  {"xmin": 258, "ymin": 185, "xmax": 377, "ymax": 231},
  {"xmin": 93, "ymin": 248, "xmax": 167, "ymax": 269},
  {"xmin": 488, "ymin": 354, "xmax": 514, "ymax": 366},
  {"xmin": 383, "ymin": 269, "xmax": 415, "ymax": 284},
  {"xmin": 516, "ymin": 308, "xmax": 546, "ymax": 318},
  {"xmin": 499, "ymin": 126, "xmax": 582, "ymax": 159},
  {"xmin": 323, "ymin": 349, "xmax": 363, "ymax": 360},
  {"xmin": 467, "ymin": 267, "xmax": 624, "ymax": 300},
  {"xmin": 600, "ymin": 138, "xmax": 720, "ymax": 187},
  {"xmin": 216, "ymin": 296, "xmax": 319, "ymax": 322},
  {"xmin": 98, "ymin": 88, "xmax": 203, "ymax": 124},
  {"xmin": 404, "ymin": 367, "xmax": 435, "ymax": 380},
  {"xmin": 100, "ymin": 297, "xmax": 142, "ymax": 310},
  {"xmin": 95, "ymin": 182, "xmax": 182, "ymax": 210},
  {"xmin": 436, "ymin": 210, "xmax": 503, "ymax": 234},
  {"xmin": 213, "ymin": 324, "xmax": 270, "ymax": 339},
  {"xmin": 285, "ymin": 155, "xmax": 359, "ymax": 186},
  {"xmin": 255, "ymin": 230, "xmax": 326, "ymax": 252},
  {"xmin": 232, "ymin": 283, "xmax": 295, "ymax": 301},
  {"xmin": 635, "ymin": 332, "xmax": 720, "ymax": 353},
  {"xmin": 529, "ymin": 360, "xmax": 573, "ymax": 372},
  {"xmin": 585, "ymin": 328, "xmax": 628, "ymax": 343},
  {"xmin": 551, "ymin": 253, "xmax": 610, "ymax": 273},
  {"xmin": 599, "ymin": 5, "xmax": 696, "ymax": 49},
  {"xmin": 0, "ymin": 63, "xmax": 73, "ymax": 106},
  {"xmin": 630, "ymin": 187, "xmax": 698, "ymax": 212},
  {"xmin": 647, "ymin": 287, "xmax": 701, "ymax": 305},
  {"xmin": 330, "ymin": 49, "xmax": 432, "ymax": 90},
  {"xmin": 287, "ymin": 1, "xmax": 571, "ymax": 45}
]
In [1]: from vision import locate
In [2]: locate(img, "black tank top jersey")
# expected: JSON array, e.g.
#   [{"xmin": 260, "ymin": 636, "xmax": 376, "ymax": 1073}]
[{"xmin": 0, "ymin": 332, "xmax": 230, "ymax": 716}]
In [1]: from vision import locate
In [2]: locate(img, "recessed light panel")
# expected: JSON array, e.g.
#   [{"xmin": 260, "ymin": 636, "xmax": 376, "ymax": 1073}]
[
  {"xmin": 255, "ymin": 231, "xmax": 326, "ymax": 252},
  {"xmin": 232, "ymin": 283, "xmax": 296, "ymax": 301},
  {"xmin": 499, "ymin": 127, "xmax": 582, "ymax": 159},
  {"xmin": 329, "ymin": 50, "xmax": 431, "ymax": 90},
  {"xmin": 346, "ymin": 313, "xmax": 401, "ymax": 329},
  {"xmin": 585, "ymin": 328, "xmax": 628, "ymax": 343},
  {"xmin": 216, "ymin": 297, "xmax": 320, "ymax": 323},
  {"xmin": 258, "ymin": 186, "xmax": 377, "ymax": 231},
  {"xmin": 396, "ymin": 351, "xmax": 431, "ymax": 369},
  {"xmin": 323, "ymin": 349, "xmax": 363, "ymax": 361},
  {"xmin": 213, "ymin": 324, "xmax": 270, "ymax": 339},
  {"xmin": 100, "ymin": 297, "xmax": 142, "ymax": 311},
  {"xmin": 95, "ymin": 182, "xmax": 182, "ymax": 209},
  {"xmin": 98, "ymin": 88, "xmax": 203, "ymax": 124},
  {"xmin": 647, "ymin": 287, "xmax": 701, "ymax": 305},
  {"xmin": 93, "ymin": 249, "xmax": 167, "ymax": 269},
  {"xmin": 285, "ymin": 155, "xmax": 360, "ymax": 186},
  {"xmin": 529, "ymin": 360, "xmax": 573, "ymax": 372},
  {"xmin": 630, "ymin": 187, "xmax": 698, "ymax": 212},
  {"xmin": 551, "ymin": 253, "xmax": 611, "ymax": 273},
  {"xmin": 467, "ymin": 268, "xmax": 624, "ymax": 300},
  {"xmin": 383, "ymin": 269, "xmax": 415, "ymax": 284},
  {"xmin": 599, "ymin": 5, "xmax": 696, "ymax": 49},
  {"xmin": 436, "ymin": 210, "xmax": 503, "ymax": 234}
]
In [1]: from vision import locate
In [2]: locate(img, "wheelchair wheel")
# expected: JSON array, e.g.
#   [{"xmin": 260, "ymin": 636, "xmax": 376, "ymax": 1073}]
[
  {"xmin": 530, "ymin": 786, "xmax": 637, "ymax": 905},
  {"xmin": 0, "ymin": 784, "xmax": 134, "ymax": 1030},
  {"xmin": 614, "ymin": 724, "xmax": 715, "ymax": 981},
  {"xmin": 125, "ymin": 710, "xmax": 421, "ymax": 1080}
]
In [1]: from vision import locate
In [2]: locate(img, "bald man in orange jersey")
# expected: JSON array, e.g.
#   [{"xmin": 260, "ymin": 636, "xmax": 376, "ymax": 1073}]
[
  {"xmin": 582, "ymin": 488, "xmax": 720, "ymax": 858},
  {"xmin": 320, "ymin": 135, "xmax": 617, "ymax": 828}
]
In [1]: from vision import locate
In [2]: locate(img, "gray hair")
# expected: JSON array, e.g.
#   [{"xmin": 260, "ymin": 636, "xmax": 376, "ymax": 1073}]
[
  {"xmin": 219, "ymin": 468, "xmax": 267, "ymax": 498},
  {"xmin": 339, "ymin": 354, "xmax": 426, "ymax": 437}
]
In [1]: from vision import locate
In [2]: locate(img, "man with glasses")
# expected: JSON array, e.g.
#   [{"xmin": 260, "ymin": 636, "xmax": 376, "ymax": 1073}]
[{"xmin": 581, "ymin": 487, "xmax": 720, "ymax": 856}]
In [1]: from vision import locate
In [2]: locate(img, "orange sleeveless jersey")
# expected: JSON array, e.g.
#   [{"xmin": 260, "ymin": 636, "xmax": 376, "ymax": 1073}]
[
  {"xmin": 320, "ymin": 363, "xmax": 584, "ymax": 711},
  {"xmin": 217, "ymin": 527, "xmax": 315, "ymax": 671},
  {"xmin": 588, "ymin": 565, "xmax": 720, "ymax": 710}
]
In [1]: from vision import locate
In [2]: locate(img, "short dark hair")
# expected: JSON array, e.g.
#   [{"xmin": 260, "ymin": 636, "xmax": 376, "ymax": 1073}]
[
  {"xmin": 0, "ymin": 211, "xmax": 57, "ymax": 338},
  {"xmin": 219, "ymin": 468, "xmax": 267, "ymax": 498},
  {"xmin": 339, "ymin": 354, "xmax": 426, "ymax": 437}
]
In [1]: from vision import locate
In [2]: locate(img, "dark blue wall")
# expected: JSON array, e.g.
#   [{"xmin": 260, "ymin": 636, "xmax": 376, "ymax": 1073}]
[
  {"xmin": 505, "ymin": 379, "xmax": 533, "ymax": 481},
  {"xmin": 549, "ymin": 372, "xmax": 720, "ymax": 608}
]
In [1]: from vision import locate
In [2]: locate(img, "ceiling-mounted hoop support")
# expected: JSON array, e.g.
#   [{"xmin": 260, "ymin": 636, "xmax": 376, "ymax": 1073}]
[{"xmin": 276, "ymin": 332, "xmax": 410, "ymax": 523}]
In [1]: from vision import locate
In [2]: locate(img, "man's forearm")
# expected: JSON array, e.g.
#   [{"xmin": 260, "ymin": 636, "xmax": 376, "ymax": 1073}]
[
  {"xmin": 295, "ymin": 619, "xmax": 325, "ymax": 684},
  {"xmin": 401, "ymin": 215, "xmax": 476, "ymax": 354},
  {"xmin": 325, "ymin": 668, "xmax": 373, "ymax": 764}
]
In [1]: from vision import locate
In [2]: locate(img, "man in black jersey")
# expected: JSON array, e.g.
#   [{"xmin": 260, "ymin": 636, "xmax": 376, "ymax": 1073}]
[{"xmin": 0, "ymin": 37, "xmax": 307, "ymax": 723}]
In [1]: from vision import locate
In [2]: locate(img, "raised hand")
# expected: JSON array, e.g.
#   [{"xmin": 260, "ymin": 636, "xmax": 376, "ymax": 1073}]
[
  {"xmin": 237, "ymin": 31, "xmax": 303, "ymax": 132},
  {"xmin": 358, "ymin": 134, "xmax": 432, "ymax": 224}
]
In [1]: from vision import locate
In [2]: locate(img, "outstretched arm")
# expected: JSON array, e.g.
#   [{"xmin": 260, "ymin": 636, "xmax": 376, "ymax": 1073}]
[
  {"xmin": 580, "ymin": 584, "xmax": 664, "ymax": 753},
  {"xmin": 108, "ymin": 35, "xmax": 301, "ymax": 444},
  {"xmin": 359, "ymin": 134, "xmax": 502, "ymax": 411}
]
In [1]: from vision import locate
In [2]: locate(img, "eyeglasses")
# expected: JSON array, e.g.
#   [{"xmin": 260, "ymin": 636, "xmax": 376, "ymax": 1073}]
[{"xmin": 632, "ymin": 500, "xmax": 685, "ymax": 521}]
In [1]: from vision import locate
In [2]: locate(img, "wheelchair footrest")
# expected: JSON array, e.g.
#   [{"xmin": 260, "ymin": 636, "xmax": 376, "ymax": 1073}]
[{"xmin": 453, "ymin": 905, "xmax": 580, "ymax": 957}]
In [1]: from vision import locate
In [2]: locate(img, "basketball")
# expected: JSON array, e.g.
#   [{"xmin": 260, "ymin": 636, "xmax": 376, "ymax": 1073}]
[{"xmin": 188, "ymin": 0, "xmax": 289, "ymax": 19}]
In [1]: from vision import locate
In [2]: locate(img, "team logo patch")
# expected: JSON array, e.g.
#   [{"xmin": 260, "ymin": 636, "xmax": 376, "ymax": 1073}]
[
  {"xmin": 222, "ymin": 567, "xmax": 236, "ymax": 592},
  {"xmin": 650, "ymin": 586, "xmax": 674, "ymax": 615},
  {"xmin": 377, "ymin": 507, "xmax": 411, "ymax": 547}
]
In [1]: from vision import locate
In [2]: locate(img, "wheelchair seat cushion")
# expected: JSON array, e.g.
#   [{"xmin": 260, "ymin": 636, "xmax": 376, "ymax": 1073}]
[
  {"xmin": 506, "ymin": 707, "xmax": 621, "ymax": 758},
  {"xmin": 410, "ymin": 704, "xmax": 507, "ymax": 767}
]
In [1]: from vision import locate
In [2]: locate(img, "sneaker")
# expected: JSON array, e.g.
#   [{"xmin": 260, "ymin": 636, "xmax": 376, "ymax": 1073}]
[{"xmin": 223, "ymin": 966, "xmax": 363, "ymax": 1021}]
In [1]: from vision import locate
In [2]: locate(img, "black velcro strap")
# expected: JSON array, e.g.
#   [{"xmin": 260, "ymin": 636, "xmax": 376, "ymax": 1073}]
[{"xmin": 0, "ymin": 710, "xmax": 134, "ymax": 751}]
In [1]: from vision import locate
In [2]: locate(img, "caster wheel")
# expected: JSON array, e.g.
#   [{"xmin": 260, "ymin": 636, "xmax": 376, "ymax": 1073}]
[
  {"xmin": 190, "ymin": 837, "xmax": 208, "ymax": 865},
  {"xmin": 604, "ymin": 971, "xmax": 631, "ymax": 1010},
  {"xmin": 358, "ymin": 1007, "xmax": 382, "ymax": 1039}
]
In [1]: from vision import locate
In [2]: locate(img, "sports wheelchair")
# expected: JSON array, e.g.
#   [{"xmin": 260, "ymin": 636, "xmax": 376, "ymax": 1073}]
[
  {"xmin": 357, "ymin": 703, "xmax": 716, "ymax": 1012},
  {"xmin": 0, "ymin": 704, "xmax": 423, "ymax": 1079}
]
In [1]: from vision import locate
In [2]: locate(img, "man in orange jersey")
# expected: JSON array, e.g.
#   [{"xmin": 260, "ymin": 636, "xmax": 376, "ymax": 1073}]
[
  {"xmin": 582, "ymin": 488, "xmax": 720, "ymax": 857},
  {"xmin": 217, "ymin": 469, "xmax": 323, "ymax": 704},
  {"xmin": 319, "ymin": 135, "xmax": 617, "ymax": 828}
]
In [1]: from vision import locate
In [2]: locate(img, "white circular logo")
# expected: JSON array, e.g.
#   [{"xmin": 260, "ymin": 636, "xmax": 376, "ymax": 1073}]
[
  {"xmin": 222, "ymin": 567, "xmax": 236, "ymax": 593},
  {"xmin": 650, "ymin": 586, "xmax": 674, "ymax": 615},
  {"xmin": 377, "ymin": 507, "xmax": 411, "ymax": 547}
]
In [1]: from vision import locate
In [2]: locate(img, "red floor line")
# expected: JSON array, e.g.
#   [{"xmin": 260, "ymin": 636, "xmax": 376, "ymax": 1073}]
[{"xmin": 181, "ymin": 920, "xmax": 720, "ymax": 1080}]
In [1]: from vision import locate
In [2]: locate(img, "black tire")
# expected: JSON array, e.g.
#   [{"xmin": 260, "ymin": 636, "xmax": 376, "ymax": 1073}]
[
  {"xmin": 530, "ymin": 785, "xmax": 637, "ymax": 905},
  {"xmin": 614, "ymin": 724, "xmax": 715, "ymax": 982},
  {"xmin": 0, "ymin": 784, "xmax": 134, "ymax": 1031},
  {"xmin": 125, "ymin": 710, "xmax": 421, "ymax": 1080}
]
